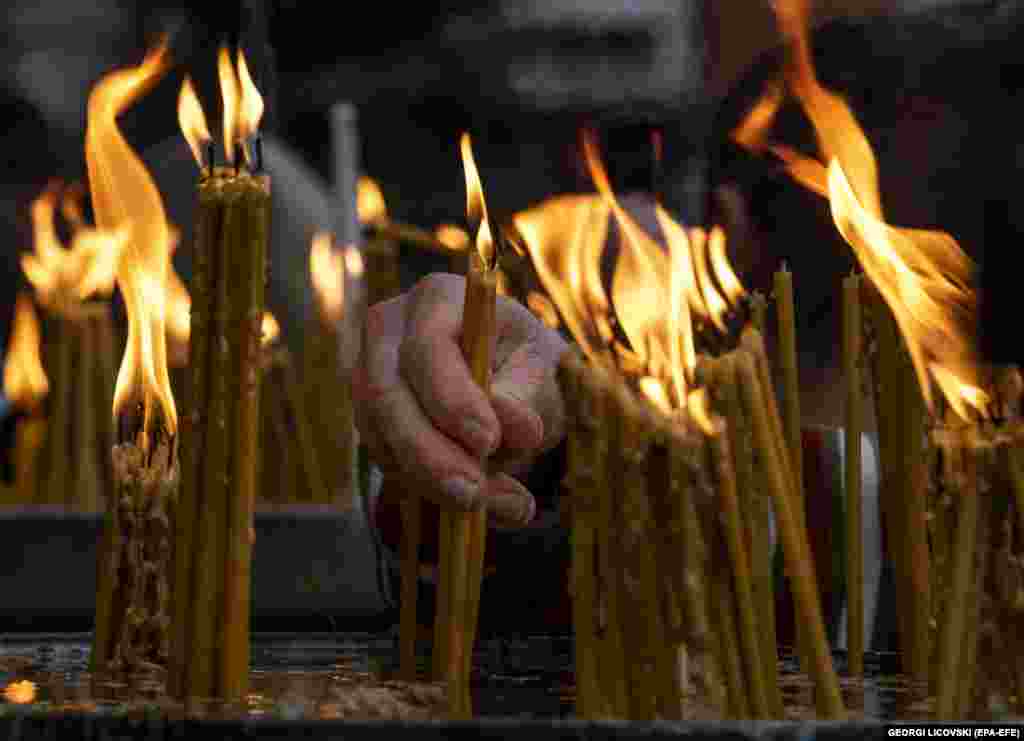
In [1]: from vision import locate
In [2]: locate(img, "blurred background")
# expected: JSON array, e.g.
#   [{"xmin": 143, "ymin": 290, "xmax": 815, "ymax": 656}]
[{"xmin": 3, "ymin": 0, "xmax": 1021, "ymax": 375}]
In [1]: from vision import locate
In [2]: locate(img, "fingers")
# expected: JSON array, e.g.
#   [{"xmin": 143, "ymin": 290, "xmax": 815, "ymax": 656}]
[
  {"xmin": 483, "ymin": 473, "xmax": 536, "ymax": 528},
  {"xmin": 491, "ymin": 322, "xmax": 568, "ymax": 457},
  {"xmin": 400, "ymin": 275, "xmax": 500, "ymax": 458},
  {"xmin": 362, "ymin": 383, "xmax": 488, "ymax": 512},
  {"xmin": 356, "ymin": 292, "xmax": 488, "ymax": 512}
]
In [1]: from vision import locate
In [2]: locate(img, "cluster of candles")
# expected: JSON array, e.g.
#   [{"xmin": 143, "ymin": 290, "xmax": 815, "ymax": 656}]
[{"xmin": 3, "ymin": 0, "xmax": 1024, "ymax": 724}]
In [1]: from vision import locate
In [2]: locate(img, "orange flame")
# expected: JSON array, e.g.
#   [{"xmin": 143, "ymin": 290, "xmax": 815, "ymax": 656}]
[
  {"xmin": 216, "ymin": 46, "xmax": 264, "ymax": 167},
  {"xmin": 165, "ymin": 261, "xmax": 192, "ymax": 359},
  {"xmin": 86, "ymin": 42, "xmax": 177, "ymax": 438},
  {"xmin": 690, "ymin": 227, "xmax": 730, "ymax": 334},
  {"xmin": 357, "ymin": 177, "xmax": 387, "ymax": 224},
  {"xmin": 3, "ymin": 293, "xmax": 49, "ymax": 410},
  {"xmin": 22, "ymin": 185, "xmax": 128, "ymax": 307},
  {"xmin": 261, "ymin": 312, "xmax": 280, "ymax": 347},
  {"xmin": 435, "ymin": 224, "xmax": 470, "ymax": 252},
  {"xmin": 344, "ymin": 245, "xmax": 365, "ymax": 278},
  {"xmin": 310, "ymin": 232, "xmax": 345, "ymax": 323},
  {"xmin": 738, "ymin": 0, "xmax": 987, "ymax": 420},
  {"xmin": 512, "ymin": 132, "xmax": 746, "ymax": 422},
  {"xmin": 177, "ymin": 76, "xmax": 211, "ymax": 170},
  {"xmin": 236, "ymin": 50, "xmax": 264, "ymax": 143},
  {"xmin": 686, "ymin": 387, "xmax": 717, "ymax": 436},
  {"xmin": 732, "ymin": 80, "xmax": 784, "ymax": 153},
  {"xmin": 459, "ymin": 133, "xmax": 495, "ymax": 269},
  {"xmin": 2, "ymin": 680, "xmax": 37, "ymax": 704}
]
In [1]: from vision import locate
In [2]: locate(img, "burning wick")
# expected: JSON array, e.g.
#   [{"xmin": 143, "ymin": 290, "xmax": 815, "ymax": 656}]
[{"xmin": 180, "ymin": 46, "xmax": 264, "ymax": 176}]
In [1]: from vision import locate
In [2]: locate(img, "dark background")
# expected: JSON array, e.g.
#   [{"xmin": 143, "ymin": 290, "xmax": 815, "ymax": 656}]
[{"xmin": 2, "ymin": 0, "xmax": 1023, "ymax": 390}]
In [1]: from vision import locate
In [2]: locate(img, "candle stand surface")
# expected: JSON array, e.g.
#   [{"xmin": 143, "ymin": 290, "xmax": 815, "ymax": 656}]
[{"xmin": 0, "ymin": 629, "xmax": 966, "ymax": 738}]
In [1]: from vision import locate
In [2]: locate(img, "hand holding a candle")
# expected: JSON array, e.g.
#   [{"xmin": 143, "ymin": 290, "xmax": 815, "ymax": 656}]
[{"xmin": 354, "ymin": 272, "xmax": 568, "ymax": 527}]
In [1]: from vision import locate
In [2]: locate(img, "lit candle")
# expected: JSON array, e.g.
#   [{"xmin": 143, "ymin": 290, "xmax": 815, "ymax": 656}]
[
  {"xmin": 85, "ymin": 41, "xmax": 180, "ymax": 677},
  {"xmin": 171, "ymin": 45, "xmax": 269, "ymax": 702},
  {"xmin": 1, "ymin": 294, "xmax": 49, "ymax": 507}
]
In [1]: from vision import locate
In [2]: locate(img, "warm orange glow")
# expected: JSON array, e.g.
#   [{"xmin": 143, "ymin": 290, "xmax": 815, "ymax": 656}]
[
  {"xmin": 659, "ymin": 211, "xmax": 697, "ymax": 403},
  {"xmin": 310, "ymin": 232, "xmax": 345, "ymax": 323},
  {"xmin": 217, "ymin": 46, "xmax": 238, "ymax": 165},
  {"xmin": 236, "ymin": 50, "xmax": 264, "ymax": 145},
  {"xmin": 435, "ymin": 224, "xmax": 470, "ymax": 252},
  {"xmin": 512, "ymin": 133, "xmax": 748, "ymax": 421},
  {"xmin": 177, "ymin": 76, "xmax": 211, "ymax": 170},
  {"xmin": 165, "ymin": 263, "xmax": 192, "ymax": 352},
  {"xmin": 690, "ymin": 227, "xmax": 730, "ymax": 333},
  {"xmin": 61, "ymin": 182, "xmax": 87, "ymax": 228},
  {"xmin": 514, "ymin": 194, "xmax": 613, "ymax": 367},
  {"xmin": 216, "ymin": 46, "xmax": 264, "ymax": 167},
  {"xmin": 739, "ymin": 0, "xmax": 988, "ymax": 420},
  {"xmin": 344, "ymin": 244, "xmax": 365, "ymax": 278},
  {"xmin": 3, "ymin": 293, "xmax": 49, "ymax": 410},
  {"xmin": 357, "ymin": 177, "xmax": 387, "ymax": 224},
  {"xmin": 460, "ymin": 133, "xmax": 495, "ymax": 269},
  {"xmin": 639, "ymin": 376, "xmax": 673, "ymax": 415},
  {"xmin": 86, "ymin": 41, "xmax": 177, "ymax": 438},
  {"xmin": 686, "ymin": 387, "xmax": 716, "ymax": 436},
  {"xmin": 732, "ymin": 80, "xmax": 784, "ymax": 153},
  {"xmin": 3, "ymin": 680, "xmax": 37, "ymax": 704},
  {"xmin": 261, "ymin": 312, "xmax": 280, "ymax": 347},
  {"xmin": 827, "ymin": 162, "xmax": 984, "ymax": 418},
  {"xmin": 22, "ymin": 185, "xmax": 128, "ymax": 307},
  {"xmin": 708, "ymin": 225, "xmax": 745, "ymax": 305},
  {"xmin": 526, "ymin": 291, "xmax": 560, "ymax": 329}
]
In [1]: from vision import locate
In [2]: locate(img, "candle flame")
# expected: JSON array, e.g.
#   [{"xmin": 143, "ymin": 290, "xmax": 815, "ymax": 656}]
[
  {"xmin": 733, "ymin": 0, "xmax": 988, "ymax": 420},
  {"xmin": 690, "ymin": 227, "xmax": 730, "ymax": 334},
  {"xmin": 236, "ymin": 50, "xmax": 264, "ymax": 143},
  {"xmin": 732, "ymin": 80, "xmax": 784, "ymax": 153},
  {"xmin": 177, "ymin": 76, "xmax": 211, "ymax": 171},
  {"xmin": 344, "ymin": 244, "xmax": 365, "ymax": 278},
  {"xmin": 217, "ymin": 46, "xmax": 238, "ymax": 166},
  {"xmin": 310, "ymin": 232, "xmax": 345, "ymax": 323},
  {"xmin": 3, "ymin": 680, "xmax": 37, "ymax": 704},
  {"xmin": 86, "ymin": 41, "xmax": 177, "ymax": 439},
  {"xmin": 639, "ymin": 376, "xmax": 673, "ymax": 415},
  {"xmin": 357, "ymin": 177, "xmax": 387, "ymax": 224},
  {"xmin": 22, "ymin": 184, "xmax": 128, "ymax": 308},
  {"xmin": 217, "ymin": 46, "xmax": 264, "ymax": 167},
  {"xmin": 435, "ymin": 224, "xmax": 470, "ymax": 252},
  {"xmin": 459, "ymin": 133, "xmax": 495, "ymax": 269},
  {"xmin": 512, "ymin": 133, "xmax": 746, "ymax": 421},
  {"xmin": 261, "ymin": 312, "xmax": 280, "ymax": 347},
  {"xmin": 3, "ymin": 293, "xmax": 49, "ymax": 410},
  {"xmin": 165, "ymin": 260, "xmax": 192, "ymax": 366},
  {"xmin": 686, "ymin": 387, "xmax": 716, "ymax": 436}
]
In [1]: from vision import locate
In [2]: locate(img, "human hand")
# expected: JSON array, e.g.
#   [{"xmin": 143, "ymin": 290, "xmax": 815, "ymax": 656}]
[{"xmin": 354, "ymin": 272, "xmax": 568, "ymax": 528}]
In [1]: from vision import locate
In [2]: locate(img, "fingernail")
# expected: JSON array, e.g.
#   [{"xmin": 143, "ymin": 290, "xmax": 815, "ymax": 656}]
[
  {"xmin": 491, "ymin": 490, "xmax": 535, "ymax": 528},
  {"xmin": 442, "ymin": 476, "xmax": 481, "ymax": 510},
  {"xmin": 462, "ymin": 418, "xmax": 498, "ymax": 455}
]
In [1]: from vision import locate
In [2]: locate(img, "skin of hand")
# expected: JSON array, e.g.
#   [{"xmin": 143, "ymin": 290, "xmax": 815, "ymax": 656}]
[{"xmin": 353, "ymin": 272, "xmax": 568, "ymax": 528}]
